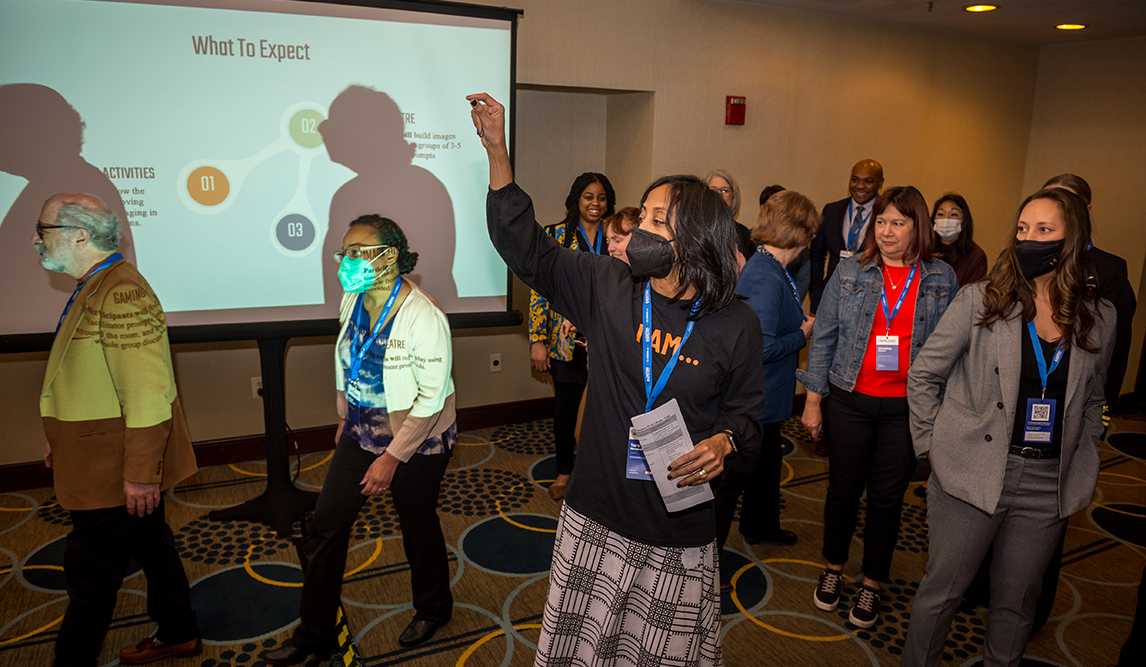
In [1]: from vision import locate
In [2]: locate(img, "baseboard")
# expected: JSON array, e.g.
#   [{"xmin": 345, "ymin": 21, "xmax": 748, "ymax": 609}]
[{"xmin": 0, "ymin": 397, "xmax": 554, "ymax": 493}]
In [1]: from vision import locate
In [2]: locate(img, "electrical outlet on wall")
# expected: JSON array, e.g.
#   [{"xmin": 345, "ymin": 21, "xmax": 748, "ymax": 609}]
[
  {"xmin": 489, "ymin": 353, "xmax": 503, "ymax": 373},
  {"xmin": 251, "ymin": 376, "xmax": 263, "ymax": 399}
]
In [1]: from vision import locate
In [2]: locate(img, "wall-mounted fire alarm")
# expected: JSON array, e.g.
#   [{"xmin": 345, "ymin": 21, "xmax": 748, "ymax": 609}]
[{"xmin": 725, "ymin": 96, "xmax": 746, "ymax": 125}]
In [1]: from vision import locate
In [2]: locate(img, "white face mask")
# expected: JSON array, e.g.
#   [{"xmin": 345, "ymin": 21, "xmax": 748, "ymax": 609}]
[{"xmin": 933, "ymin": 217, "xmax": 962, "ymax": 242}]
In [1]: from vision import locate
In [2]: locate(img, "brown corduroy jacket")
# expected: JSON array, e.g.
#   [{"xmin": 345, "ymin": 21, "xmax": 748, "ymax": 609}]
[{"xmin": 40, "ymin": 259, "xmax": 197, "ymax": 510}]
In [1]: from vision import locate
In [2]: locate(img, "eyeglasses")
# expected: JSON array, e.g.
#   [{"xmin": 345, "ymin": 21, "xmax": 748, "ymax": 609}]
[
  {"xmin": 332, "ymin": 244, "xmax": 390, "ymax": 263},
  {"xmin": 711, "ymin": 187, "xmax": 732, "ymax": 195},
  {"xmin": 35, "ymin": 222, "xmax": 83, "ymax": 239}
]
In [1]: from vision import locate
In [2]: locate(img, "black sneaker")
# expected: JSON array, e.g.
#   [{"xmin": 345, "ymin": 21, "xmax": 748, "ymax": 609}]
[
  {"xmin": 848, "ymin": 585, "xmax": 881, "ymax": 628},
  {"xmin": 813, "ymin": 569, "xmax": 845, "ymax": 611}
]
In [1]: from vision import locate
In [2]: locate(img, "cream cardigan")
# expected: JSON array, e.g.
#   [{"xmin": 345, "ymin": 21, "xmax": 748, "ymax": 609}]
[{"xmin": 335, "ymin": 283, "xmax": 456, "ymax": 461}]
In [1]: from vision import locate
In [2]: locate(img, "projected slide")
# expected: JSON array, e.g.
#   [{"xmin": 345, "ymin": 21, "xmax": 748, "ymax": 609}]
[{"xmin": 0, "ymin": 0, "xmax": 512, "ymax": 335}]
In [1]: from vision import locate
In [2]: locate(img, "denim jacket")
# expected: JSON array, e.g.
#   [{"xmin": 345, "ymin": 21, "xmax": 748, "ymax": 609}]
[{"xmin": 797, "ymin": 255, "xmax": 957, "ymax": 396}]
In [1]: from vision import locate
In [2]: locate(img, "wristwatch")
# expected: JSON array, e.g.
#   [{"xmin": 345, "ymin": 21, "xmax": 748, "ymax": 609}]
[{"xmin": 720, "ymin": 428, "xmax": 738, "ymax": 454}]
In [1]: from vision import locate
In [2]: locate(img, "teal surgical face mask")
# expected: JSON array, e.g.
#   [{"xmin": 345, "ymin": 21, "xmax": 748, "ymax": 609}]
[{"xmin": 338, "ymin": 254, "xmax": 386, "ymax": 293}]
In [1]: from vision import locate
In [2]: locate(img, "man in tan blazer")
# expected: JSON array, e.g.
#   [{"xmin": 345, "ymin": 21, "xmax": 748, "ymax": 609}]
[{"xmin": 35, "ymin": 193, "xmax": 200, "ymax": 666}]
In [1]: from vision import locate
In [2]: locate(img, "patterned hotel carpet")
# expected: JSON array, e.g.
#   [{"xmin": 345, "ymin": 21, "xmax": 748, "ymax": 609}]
[{"xmin": 1, "ymin": 418, "xmax": 1143, "ymax": 666}]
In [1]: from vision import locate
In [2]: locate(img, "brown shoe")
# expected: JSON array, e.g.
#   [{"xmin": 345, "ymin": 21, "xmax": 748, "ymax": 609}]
[{"xmin": 118, "ymin": 636, "xmax": 202, "ymax": 665}]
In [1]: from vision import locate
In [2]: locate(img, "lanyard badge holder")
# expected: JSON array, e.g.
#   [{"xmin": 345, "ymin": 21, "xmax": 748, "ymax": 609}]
[
  {"xmin": 763, "ymin": 250, "xmax": 807, "ymax": 322},
  {"xmin": 56, "ymin": 252, "xmax": 124, "ymax": 332},
  {"xmin": 874, "ymin": 264, "xmax": 917, "ymax": 372},
  {"xmin": 626, "ymin": 281, "xmax": 700, "ymax": 481},
  {"xmin": 346, "ymin": 277, "xmax": 403, "ymax": 403},
  {"xmin": 1023, "ymin": 321, "xmax": 1066, "ymax": 445},
  {"xmin": 578, "ymin": 225, "xmax": 603, "ymax": 255},
  {"xmin": 841, "ymin": 202, "xmax": 864, "ymax": 258}
]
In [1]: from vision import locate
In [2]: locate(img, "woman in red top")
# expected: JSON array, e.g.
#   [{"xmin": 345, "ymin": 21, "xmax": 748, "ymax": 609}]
[{"xmin": 799, "ymin": 186, "xmax": 957, "ymax": 629}]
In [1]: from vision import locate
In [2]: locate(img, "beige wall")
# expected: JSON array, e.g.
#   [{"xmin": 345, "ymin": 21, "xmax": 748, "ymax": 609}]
[
  {"xmin": 495, "ymin": 0, "xmax": 1038, "ymax": 255},
  {"xmin": 515, "ymin": 88, "xmax": 609, "ymax": 223},
  {"xmin": 7, "ymin": 0, "xmax": 1144, "ymax": 466},
  {"xmin": 1021, "ymin": 36, "xmax": 1146, "ymax": 395}
]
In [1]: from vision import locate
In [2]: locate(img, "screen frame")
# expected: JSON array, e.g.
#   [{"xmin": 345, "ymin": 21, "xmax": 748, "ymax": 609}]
[{"xmin": 0, "ymin": 0, "xmax": 522, "ymax": 353}]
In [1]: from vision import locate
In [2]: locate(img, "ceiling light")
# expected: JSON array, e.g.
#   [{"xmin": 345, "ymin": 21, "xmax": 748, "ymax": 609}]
[
  {"xmin": 963, "ymin": 4, "xmax": 998, "ymax": 12},
  {"xmin": 1055, "ymin": 23, "xmax": 1087, "ymax": 31}
]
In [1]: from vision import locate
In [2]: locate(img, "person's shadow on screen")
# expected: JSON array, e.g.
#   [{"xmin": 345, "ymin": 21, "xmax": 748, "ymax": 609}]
[
  {"xmin": 320, "ymin": 85, "xmax": 457, "ymax": 307},
  {"xmin": 0, "ymin": 83, "xmax": 134, "ymax": 333}
]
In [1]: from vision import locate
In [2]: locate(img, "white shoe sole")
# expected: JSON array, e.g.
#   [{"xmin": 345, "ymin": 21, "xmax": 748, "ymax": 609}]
[
  {"xmin": 813, "ymin": 591, "xmax": 840, "ymax": 612},
  {"xmin": 848, "ymin": 608, "xmax": 877, "ymax": 629}
]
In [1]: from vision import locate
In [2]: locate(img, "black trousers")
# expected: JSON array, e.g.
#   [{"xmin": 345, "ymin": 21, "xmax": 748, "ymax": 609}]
[
  {"xmin": 739, "ymin": 421, "xmax": 786, "ymax": 539},
  {"xmin": 55, "ymin": 500, "xmax": 198, "ymax": 667},
  {"xmin": 550, "ymin": 364, "xmax": 586, "ymax": 476},
  {"xmin": 821, "ymin": 387, "xmax": 915, "ymax": 583},
  {"xmin": 294, "ymin": 435, "xmax": 452, "ymax": 650},
  {"xmin": 714, "ymin": 421, "xmax": 783, "ymax": 551}
]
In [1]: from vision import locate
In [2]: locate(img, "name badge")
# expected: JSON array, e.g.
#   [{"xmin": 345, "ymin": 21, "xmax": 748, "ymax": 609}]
[
  {"xmin": 875, "ymin": 335, "xmax": 899, "ymax": 372},
  {"xmin": 1023, "ymin": 398, "xmax": 1056, "ymax": 444},
  {"xmin": 625, "ymin": 427, "xmax": 653, "ymax": 481},
  {"xmin": 347, "ymin": 378, "xmax": 364, "ymax": 403},
  {"xmin": 839, "ymin": 250, "xmax": 854, "ymax": 259}
]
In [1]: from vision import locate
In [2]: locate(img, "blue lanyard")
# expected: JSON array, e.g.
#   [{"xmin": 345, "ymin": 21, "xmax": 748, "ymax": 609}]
[
  {"xmin": 846, "ymin": 201, "xmax": 866, "ymax": 252},
  {"xmin": 578, "ymin": 225, "xmax": 603, "ymax": 255},
  {"xmin": 642, "ymin": 281, "xmax": 701, "ymax": 412},
  {"xmin": 878, "ymin": 264, "xmax": 918, "ymax": 335},
  {"xmin": 762, "ymin": 249, "xmax": 807, "ymax": 321},
  {"xmin": 348, "ymin": 277, "xmax": 403, "ymax": 384},
  {"xmin": 56, "ymin": 252, "xmax": 123, "ymax": 332},
  {"xmin": 1026, "ymin": 321, "xmax": 1067, "ymax": 398}
]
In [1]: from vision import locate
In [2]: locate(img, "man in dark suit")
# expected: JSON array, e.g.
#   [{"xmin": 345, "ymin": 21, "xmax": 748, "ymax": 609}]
[
  {"xmin": 809, "ymin": 159, "xmax": 884, "ymax": 314},
  {"xmin": 1042, "ymin": 173, "xmax": 1137, "ymax": 409},
  {"xmin": 1029, "ymin": 173, "xmax": 1138, "ymax": 634}
]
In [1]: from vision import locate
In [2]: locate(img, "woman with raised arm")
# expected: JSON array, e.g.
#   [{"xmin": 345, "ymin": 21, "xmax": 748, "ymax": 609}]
[{"xmin": 469, "ymin": 92, "xmax": 764, "ymax": 665}]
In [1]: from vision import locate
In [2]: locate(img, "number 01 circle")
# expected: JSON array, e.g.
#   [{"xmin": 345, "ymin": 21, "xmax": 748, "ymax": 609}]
[{"xmin": 187, "ymin": 166, "xmax": 230, "ymax": 206}]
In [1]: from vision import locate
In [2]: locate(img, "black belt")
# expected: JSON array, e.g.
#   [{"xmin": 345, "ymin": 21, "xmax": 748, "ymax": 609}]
[{"xmin": 1009, "ymin": 445, "xmax": 1060, "ymax": 460}]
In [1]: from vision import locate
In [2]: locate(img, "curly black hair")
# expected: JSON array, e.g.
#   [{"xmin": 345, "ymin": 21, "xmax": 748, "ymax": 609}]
[{"xmin": 349, "ymin": 214, "xmax": 419, "ymax": 274}]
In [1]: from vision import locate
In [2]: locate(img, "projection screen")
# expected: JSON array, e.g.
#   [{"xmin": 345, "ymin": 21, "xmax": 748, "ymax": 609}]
[{"xmin": 0, "ymin": 0, "xmax": 517, "ymax": 348}]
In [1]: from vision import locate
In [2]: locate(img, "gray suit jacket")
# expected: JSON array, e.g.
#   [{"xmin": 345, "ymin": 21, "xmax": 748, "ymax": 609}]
[{"xmin": 907, "ymin": 283, "xmax": 1115, "ymax": 518}]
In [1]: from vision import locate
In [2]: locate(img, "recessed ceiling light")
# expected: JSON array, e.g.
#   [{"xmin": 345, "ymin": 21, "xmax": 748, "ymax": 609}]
[
  {"xmin": 963, "ymin": 4, "xmax": 999, "ymax": 12},
  {"xmin": 1055, "ymin": 23, "xmax": 1087, "ymax": 31}
]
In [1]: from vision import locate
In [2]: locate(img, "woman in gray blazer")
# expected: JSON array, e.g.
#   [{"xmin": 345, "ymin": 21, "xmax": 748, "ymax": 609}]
[{"xmin": 904, "ymin": 187, "xmax": 1115, "ymax": 666}]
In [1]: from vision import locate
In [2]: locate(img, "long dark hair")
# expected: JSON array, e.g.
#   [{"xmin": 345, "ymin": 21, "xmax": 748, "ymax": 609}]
[
  {"xmin": 640, "ymin": 175, "xmax": 739, "ymax": 317},
  {"xmin": 858, "ymin": 185, "xmax": 934, "ymax": 266},
  {"xmin": 561, "ymin": 172, "xmax": 616, "ymax": 238},
  {"xmin": 930, "ymin": 192, "xmax": 975, "ymax": 258},
  {"xmin": 978, "ymin": 188, "xmax": 1099, "ymax": 351}
]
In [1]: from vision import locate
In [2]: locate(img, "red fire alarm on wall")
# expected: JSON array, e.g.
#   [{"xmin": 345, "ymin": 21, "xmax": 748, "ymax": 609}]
[{"xmin": 725, "ymin": 96, "xmax": 746, "ymax": 125}]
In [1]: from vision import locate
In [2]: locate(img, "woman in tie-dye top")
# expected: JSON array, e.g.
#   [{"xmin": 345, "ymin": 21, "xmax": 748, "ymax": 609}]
[{"xmin": 266, "ymin": 215, "xmax": 456, "ymax": 665}]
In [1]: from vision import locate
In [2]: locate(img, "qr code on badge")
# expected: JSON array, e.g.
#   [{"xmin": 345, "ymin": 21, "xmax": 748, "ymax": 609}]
[{"xmin": 1031, "ymin": 403, "xmax": 1051, "ymax": 422}]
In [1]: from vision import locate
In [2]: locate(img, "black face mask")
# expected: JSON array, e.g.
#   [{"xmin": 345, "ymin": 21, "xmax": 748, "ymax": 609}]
[
  {"xmin": 626, "ymin": 228, "xmax": 676, "ymax": 279},
  {"xmin": 1014, "ymin": 239, "xmax": 1065, "ymax": 280}
]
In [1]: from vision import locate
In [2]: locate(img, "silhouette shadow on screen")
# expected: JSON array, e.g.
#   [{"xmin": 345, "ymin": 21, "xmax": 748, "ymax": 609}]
[
  {"xmin": 0, "ymin": 83, "xmax": 135, "ymax": 334},
  {"xmin": 320, "ymin": 85, "xmax": 457, "ymax": 306}
]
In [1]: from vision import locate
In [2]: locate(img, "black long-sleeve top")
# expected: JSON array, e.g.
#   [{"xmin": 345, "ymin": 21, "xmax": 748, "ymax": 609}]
[{"xmin": 488, "ymin": 182, "xmax": 765, "ymax": 547}]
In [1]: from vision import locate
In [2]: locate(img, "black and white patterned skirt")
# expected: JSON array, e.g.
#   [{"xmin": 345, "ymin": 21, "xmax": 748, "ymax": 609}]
[{"xmin": 535, "ymin": 504, "xmax": 722, "ymax": 666}]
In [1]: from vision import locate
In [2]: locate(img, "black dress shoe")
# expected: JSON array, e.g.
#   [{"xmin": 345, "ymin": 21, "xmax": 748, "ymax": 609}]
[
  {"xmin": 262, "ymin": 640, "xmax": 331, "ymax": 665},
  {"xmin": 744, "ymin": 529, "xmax": 798, "ymax": 546},
  {"xmin": 398, "ymin": 618, "xmax": 446, "ymax": 647}
]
